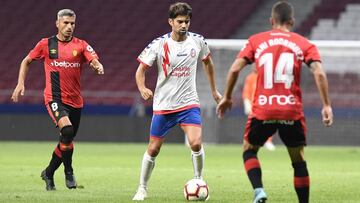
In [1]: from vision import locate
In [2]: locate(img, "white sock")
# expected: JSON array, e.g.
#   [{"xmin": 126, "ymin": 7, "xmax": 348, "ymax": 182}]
[
  {"xmin": 139, "ymin": 151, "xmax": 156, "ymax": 188},
  {"xmin": 191, "ymin": 146, "xmax": 205, "ymax": 178}
]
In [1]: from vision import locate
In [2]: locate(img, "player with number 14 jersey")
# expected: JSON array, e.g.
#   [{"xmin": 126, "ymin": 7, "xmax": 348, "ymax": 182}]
[{"xmin": 238, "ymin": 30, "xmax": 321, "ymax": 120}]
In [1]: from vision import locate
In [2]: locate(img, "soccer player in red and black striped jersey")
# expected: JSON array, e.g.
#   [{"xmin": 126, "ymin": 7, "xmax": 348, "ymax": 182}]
[
  {"xmin": 11, "ymin": 9, "xmax": 104, "ymax": 191},
  {"xmin": 217, "ymin": 1, "xmax": 333, "ymax": 203}
]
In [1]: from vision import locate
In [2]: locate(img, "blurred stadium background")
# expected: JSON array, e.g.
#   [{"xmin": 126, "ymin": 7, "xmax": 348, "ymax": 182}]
[{"xmin": 1, "ymin": 0, "xmax": 360, "ymax": 146}]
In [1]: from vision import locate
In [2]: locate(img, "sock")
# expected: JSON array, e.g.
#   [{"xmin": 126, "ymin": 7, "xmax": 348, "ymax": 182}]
[
  {"xmin": 293, "ymin": 161, "xmax": 310, "ymax": 203},
  {"xmin": 191, "ymin": 146, "xmax": 205, "ymax": 178},
  {"xmin": 243, "ymin": 149, "xmax": 263, "ymax": 189},
  {"xmin": 139, "ymin": 151, "xmax": 156, "ymax": 188},
  {"xmin": 45, "ymin": 143, "xmax": 62, "ymax": 177},
  {"xmin": 60, "ymin": 142, "xmax": 74, "ymax": 174}
]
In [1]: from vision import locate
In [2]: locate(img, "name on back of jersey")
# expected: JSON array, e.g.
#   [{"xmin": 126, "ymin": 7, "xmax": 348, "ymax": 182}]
[{"xmin": 254, "ymin": 37, "xmax": 304, "ymax": 60}]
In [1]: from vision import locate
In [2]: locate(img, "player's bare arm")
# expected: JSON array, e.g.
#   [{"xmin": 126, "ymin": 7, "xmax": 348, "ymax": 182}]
[
  {"xmin": 202, "ymin": 57, "xmax": 222, "ymax": 103},
  {"xmin": 90, "ymin": 59, "xmax": 104, "ymax": 75},
  {"xmin": 216, "ymin": 57, "xmax": 247, "ymax": 118},
  {"xmin": 11, "ymin": 56, "xmax": 33, "ymax": 103},
  {"xmin": 135, "ymin": 63, "xmax": 153, "ymax": 101},
  {"xmin": 310, "ymin": 61, "xmax": 333, "ymax": 126}
]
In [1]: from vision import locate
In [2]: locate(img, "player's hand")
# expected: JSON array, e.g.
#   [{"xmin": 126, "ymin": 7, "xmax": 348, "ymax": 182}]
[
  {"xmin": 11, "ymin": 84, "xmax": 25, "ymax": 103},
  {"xmin": 216, "ymin": 97, "xmax": 233, "ymax": 119},
  {"xmin": 139, "ymin": 87, "xmax": 153, "ymax": 101},
  {"xmin": 321, "ymin": 105, "xmax": 333, "ymax": 127},
  {"xmin": 212, "ymin": 90, "xmax": 222, "ymax": 104},
  {"xmin": 93, "ymin": 63, "xmax": 104, "ymax": 75},
  {"xmin": 90, "ymin": 60, "xmax": 104, "ymax": 75}
]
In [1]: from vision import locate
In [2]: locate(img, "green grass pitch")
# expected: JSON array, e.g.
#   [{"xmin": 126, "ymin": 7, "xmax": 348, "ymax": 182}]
[{"xmin": 0, "ymin": 141, "xmax": 359, "ymax": 202}]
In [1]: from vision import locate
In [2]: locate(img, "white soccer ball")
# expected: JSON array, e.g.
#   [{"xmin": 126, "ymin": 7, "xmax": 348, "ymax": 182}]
[{"xmin": 183, "ymin": 179, "xmax": 209, "ymax": 201}]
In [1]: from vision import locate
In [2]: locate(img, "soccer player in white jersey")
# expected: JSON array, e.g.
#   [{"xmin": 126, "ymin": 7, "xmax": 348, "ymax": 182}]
[{"xmin": 132, "ymin": 2, "xmax": 222, "ymax": 201}]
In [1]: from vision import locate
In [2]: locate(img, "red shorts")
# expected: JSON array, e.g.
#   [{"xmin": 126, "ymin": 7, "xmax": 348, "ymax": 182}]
[{"xmin": 244, "ymin": 117, "xmax": 307, "ymax": 147}]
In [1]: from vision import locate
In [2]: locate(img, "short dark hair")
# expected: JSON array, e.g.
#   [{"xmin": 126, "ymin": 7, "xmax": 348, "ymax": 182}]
[
  {"xmin": 169, "ymin": 2, "xmax": 192, "ymax": 19},
  {"xmin": 271, "ymin": 1, "xmax": 294, "ymax": 25}
]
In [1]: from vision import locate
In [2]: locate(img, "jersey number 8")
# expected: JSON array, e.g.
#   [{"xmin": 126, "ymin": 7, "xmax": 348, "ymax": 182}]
[{"xmin": 51, "ymin": 102, "xmax": 59, "ymax": 111}]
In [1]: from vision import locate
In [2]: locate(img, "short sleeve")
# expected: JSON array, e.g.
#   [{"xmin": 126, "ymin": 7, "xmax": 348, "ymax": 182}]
[
  {"xmin": 304, "ymin": 43, "xmax": 321, "ymax": 66},
  {"xmin": 237, "ymin": 40, "xmax": 255, "ymax": 63},
  {"xmin": 28, "ymin": 39, "xmax": 45, "ymax": 60},
  {"xmin": 82, "ymin": 40, "xmax": 99, "ymax": 63},
  {"xmin": 199, "ymin": 37, "xmax": 211, "ymax": 61},
  {"xmin": 137, "ymin": 39, "xmax": 160, "ymax": 67}
]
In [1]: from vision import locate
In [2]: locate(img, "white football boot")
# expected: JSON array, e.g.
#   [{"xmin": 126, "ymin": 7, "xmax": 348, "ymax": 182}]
[{"xmin": 132, "ymin": 186, "xmax": 148, "ymax": 201}]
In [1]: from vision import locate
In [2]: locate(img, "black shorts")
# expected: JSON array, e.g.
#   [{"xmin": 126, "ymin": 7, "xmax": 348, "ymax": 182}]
[
  {"xmin": 46, "ymin": 101, "xmax": 82, "ymax": 135},
  {"xmin": 244, "ymin": 117, "xmax": 307, "ymax": 147}
]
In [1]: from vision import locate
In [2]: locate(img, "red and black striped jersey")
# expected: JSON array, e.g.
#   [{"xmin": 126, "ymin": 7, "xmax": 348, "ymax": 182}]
[
  {"xmin": 28, "ymin": 36, "xmax": 99, "ymax": 108},
  {"xmin": 237, "ymin": 29, "xmax": 321, "ymax": 120}
]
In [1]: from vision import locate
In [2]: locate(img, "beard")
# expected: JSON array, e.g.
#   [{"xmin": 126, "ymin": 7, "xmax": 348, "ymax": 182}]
[{"xmin": 178, "ymin": 29, "xmax": 187, "ymax": 36}]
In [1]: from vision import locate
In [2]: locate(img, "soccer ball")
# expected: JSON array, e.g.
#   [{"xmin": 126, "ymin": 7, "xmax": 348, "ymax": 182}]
[{"xmin": 183, "ymin": 179, "xmax": 209, "ymax": 201}]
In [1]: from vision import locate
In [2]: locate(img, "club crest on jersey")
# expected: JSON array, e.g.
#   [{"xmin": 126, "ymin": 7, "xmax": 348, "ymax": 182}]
[
  {"xmin": 190, "ymin": 48, "xmax": 196, "ymax": 58},
  {"xmin": 55, "ymin": 111, "xmax": 59, "ymax": 117},
  {"xmin": 72, "ymin": 49, "xmax": 78, "ymax": 57},
  {"xmin": 50, "ymin": 49, "xmax": 57, "ymax": 55}
]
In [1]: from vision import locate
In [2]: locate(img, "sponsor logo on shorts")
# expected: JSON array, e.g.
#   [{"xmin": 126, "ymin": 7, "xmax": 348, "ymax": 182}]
[{"xmin": 263, "ymin": 120, "xmax": 294, "ymax": 125}]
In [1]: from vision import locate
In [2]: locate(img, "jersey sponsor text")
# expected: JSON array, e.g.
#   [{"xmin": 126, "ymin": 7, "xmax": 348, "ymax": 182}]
[
  {"xmin": 258, "ymin": 94, "xmax": 296, "ymax": 106},
  {"xmin": 51, "ymin": 60, "xmax": 81, "ymax": 68}
]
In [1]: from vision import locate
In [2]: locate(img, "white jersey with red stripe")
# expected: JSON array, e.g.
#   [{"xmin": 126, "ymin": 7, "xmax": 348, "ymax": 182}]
[{"xmin": 137, "ymin": 32, "xmax": 211, "ymax": 113}]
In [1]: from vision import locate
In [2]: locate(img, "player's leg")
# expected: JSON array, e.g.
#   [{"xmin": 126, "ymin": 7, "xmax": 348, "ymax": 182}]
[
  {"xmin": 133, "ymin": 113, "xmax": 174, "ymax": 201},
  {"xmin": 287, "ymin": 147, "xmax": 309, "ymax": 203},
  {"xmin": 243, "ymin": 140, "xmax": 267, "ymax": 203},
  {"xmin": 181, "ymin": 125, "xmax": 203, "ymax": 179},
  {"xmin": 243, "ymin": 118, "xmax": 276, "ymax": 203},
  {"xmin": 61, "ymin": 106, "xmax": 81, "ymax": 189},
  {"xmin": 133, "ymin": 138, "xmax": 164, "ymax": 201},
  {"xmin": 279, "ymin": 118, "xmax": 309, "ymax": 203},
  {"xmin": 41, "ymin": 101, "xmax": 69, "ymax": 191},
  {"xmin": 57, "ymin": 116, "xmax": 77, "ymax": 189},
  {"xmin": 179, "ymin": 107, "xmax": 203, "ymax": 179},
  {"xmin": 42, "ymin": 139, "xmax": 62, "ymax": 190}
]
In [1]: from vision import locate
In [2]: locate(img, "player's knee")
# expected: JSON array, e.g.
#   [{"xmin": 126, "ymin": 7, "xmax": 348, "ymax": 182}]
[
  {"xmin": 60, "ymin": 125, "xmax": 74, "ymax": 144},
  {"xmin": 147, "ymin": 146, "xmax": 161, "ymax": 157},
  {"xmin": 189, "ymin": 142, "xmax": 201, "ymax": 152},
  {"xmin": 292, "ymin": 161, "xmax": 307, "ymax": 170},
  {"xmin": 243, "ymin": 149, "xmax": 258, "ymax": 161},
  {"xmin": 187, "ymin": 136, "xmax": 202, "ymax": 152}
]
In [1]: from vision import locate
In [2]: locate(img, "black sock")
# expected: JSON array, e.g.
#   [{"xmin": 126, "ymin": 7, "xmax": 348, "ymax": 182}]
[
  {"xmin": 60, "ymin": 142, "xmax": 74, "ymax": 174},
  {"xmin": 292, "ymin": 161, "xmax": 310, "ymax": 203},
  {"xmin": 45, "ymin": 143, "xmax": 62, "ymax": 177},
  {"xmin": 243, "ymin": 149, "xmax": 263, "ymax": 189}
]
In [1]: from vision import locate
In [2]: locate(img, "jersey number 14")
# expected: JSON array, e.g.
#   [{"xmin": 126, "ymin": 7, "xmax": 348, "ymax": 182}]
[{"xmin": 259, "ymin": 53, "xmax": 294, "ymax": 89}]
